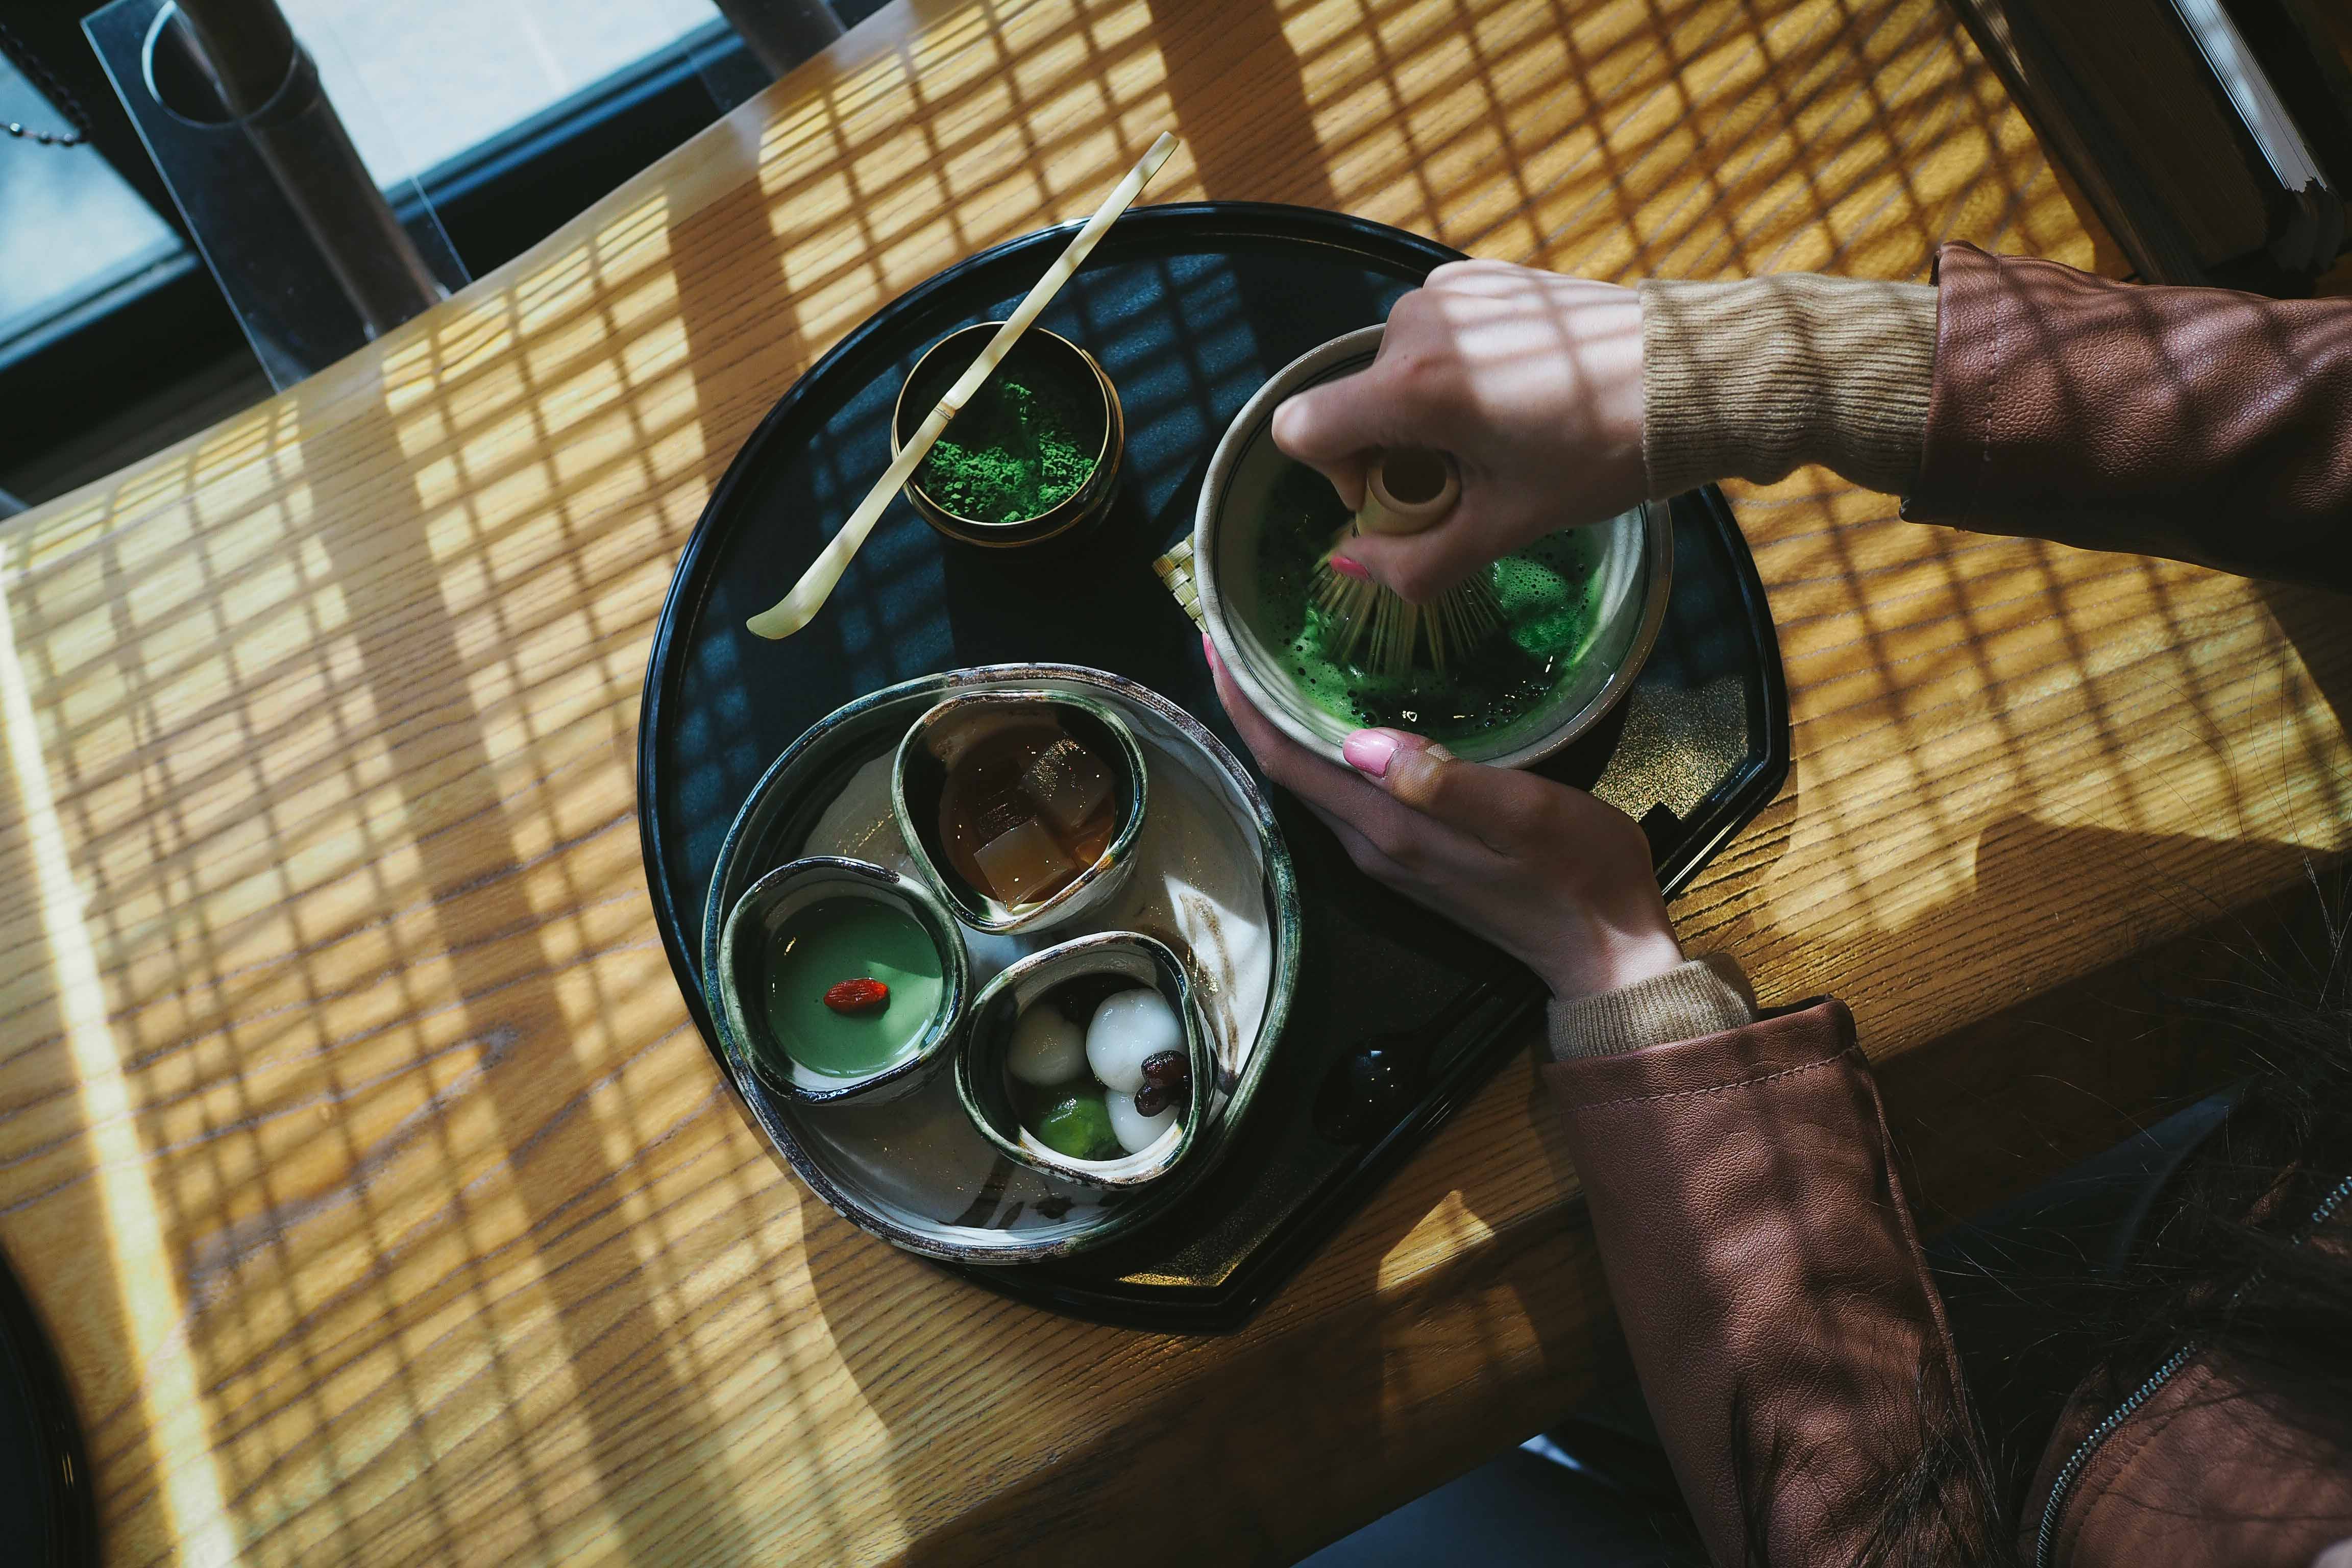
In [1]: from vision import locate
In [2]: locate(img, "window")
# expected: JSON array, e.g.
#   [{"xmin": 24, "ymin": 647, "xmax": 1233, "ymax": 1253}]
[
  {"xmin": 279, "ymin": 0, "xmax": 730, "ymax": 186},
  {"xmin": 0, "ymin": 53, "xmax": 181, "ymax": 347},
  {"xmin": 0, "ymin": 0, "xmax": 827, "ymax": 498}
]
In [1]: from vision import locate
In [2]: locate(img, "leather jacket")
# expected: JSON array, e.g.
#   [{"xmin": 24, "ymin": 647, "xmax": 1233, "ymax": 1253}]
[{"xmin": 1548, "ymin": 247, "xmax": 2352, "ymax": 1567}]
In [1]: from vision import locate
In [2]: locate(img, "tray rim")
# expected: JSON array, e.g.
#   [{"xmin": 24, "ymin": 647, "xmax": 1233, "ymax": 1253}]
[
  {"xmin": 694, "ymin": 663, "xmax": 1301, "ymax": 1264},
  {"xmin": 0, "ymin": 1239, "xmax": 96, "ymax": 1566}
]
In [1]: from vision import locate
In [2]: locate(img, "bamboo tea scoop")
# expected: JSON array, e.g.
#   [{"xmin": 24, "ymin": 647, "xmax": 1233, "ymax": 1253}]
[{"xmin": 747, "ymin": 132, "xmax": 1181, "ymax": 640}]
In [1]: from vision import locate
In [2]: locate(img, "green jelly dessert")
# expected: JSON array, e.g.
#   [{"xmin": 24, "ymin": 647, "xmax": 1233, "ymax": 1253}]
[
  {"xmin": 763, "ymin": 896, "xmax": 944, "ymax": 1078},
  {"xmin": 1251, "ymin": 462, "xmax": 1606, "ymax": 739},
  {"xmin": 918, "ymin": 376, "xmax": 1098, "ymax": 524},
  {"xmin": 1033, "ymin": 1089, "xmax": 1120, "ymax": 1161}
]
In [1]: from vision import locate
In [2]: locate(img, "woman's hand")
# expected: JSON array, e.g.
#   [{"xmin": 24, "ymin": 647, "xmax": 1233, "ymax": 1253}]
[
  {"xmin": 1207, "ymin": 642, "xmax": 1681, "ymax": 1000},
  {"xmin": 1273, "ymin": 260, "xmax": 1645, "ymax": 605}
]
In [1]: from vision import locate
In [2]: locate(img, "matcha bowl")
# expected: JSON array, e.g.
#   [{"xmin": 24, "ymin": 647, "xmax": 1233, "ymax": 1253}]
[
  {"xmin": 713, "ymin": 856, "xmax": 970, "ymax": 1107},
  {"xmin": 956, "ymin": 932, "xmax": 1215, "ymax": 1191},
  {"xmin": 1193, "ymin": 325, "xmax": 1672, "ymax": 769}
]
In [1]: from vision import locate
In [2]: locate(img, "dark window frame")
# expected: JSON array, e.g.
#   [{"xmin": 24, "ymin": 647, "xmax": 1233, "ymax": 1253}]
[{"xmin": 0, "ymin": 19, "xmax": 758, "ymax": 476}]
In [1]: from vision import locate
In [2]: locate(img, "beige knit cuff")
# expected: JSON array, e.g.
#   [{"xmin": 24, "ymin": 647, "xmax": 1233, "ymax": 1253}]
[
  {"xmin": 1548, "ymin": 954, "xmax": 1758, "ymax": 1061},
  {"xmin": 1639, "ymin": 274, "xmax": 1937, "ymax": 498}
]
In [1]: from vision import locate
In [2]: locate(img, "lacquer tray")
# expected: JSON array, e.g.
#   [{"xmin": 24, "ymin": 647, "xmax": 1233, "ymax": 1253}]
[
  {"xmin": 0, "ymin": 1243, "xmax": 95, "ymax": 1565},
  {"xmin": 638, "ymin": 202, "xmax": 1790, "ymax": 1330}
]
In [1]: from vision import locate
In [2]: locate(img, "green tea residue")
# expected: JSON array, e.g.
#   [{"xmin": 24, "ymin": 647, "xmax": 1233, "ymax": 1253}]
[
  {"xmin": 918, "ymin": 377, "xmax": 1098, "ymax": 524},
  {"xmin": 1252, "ymin": 463, "xmax": 1606, "ymax": 740}
]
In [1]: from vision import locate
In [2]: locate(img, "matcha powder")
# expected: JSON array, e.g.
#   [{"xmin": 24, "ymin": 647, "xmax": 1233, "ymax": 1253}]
[{"xmin": 918, "ymin": 377, "xmax": 1098, "ymax": 524}]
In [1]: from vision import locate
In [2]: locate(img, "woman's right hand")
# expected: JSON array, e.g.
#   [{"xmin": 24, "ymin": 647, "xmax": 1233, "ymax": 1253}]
[
  {"xmin": 1206, "ymin": 641, "xmax": 1682, "ymax": 1001},
  {"xmin": 1273, "ymin": 259, "xmax": 1647, "ymax": 605}
]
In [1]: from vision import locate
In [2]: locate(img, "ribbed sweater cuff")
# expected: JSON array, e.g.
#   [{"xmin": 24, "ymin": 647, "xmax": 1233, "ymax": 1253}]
[
  {"xmin": 1548, "ymin": 954, "xmax": 1758, "ymax": 1061},
  {"xmin": 1639, "ymin": 274, "xmax": 1937, "ymax": 497}
]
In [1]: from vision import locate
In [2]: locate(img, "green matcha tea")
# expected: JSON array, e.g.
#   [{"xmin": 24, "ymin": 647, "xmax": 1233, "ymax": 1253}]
[
  {"xmin": 764, "ymin": 896, "xmax": 945, "ymax": 1077},
  {"xmin": 918, "ymin": 375, "xmax": 1098, "ymax": 524},
  {"xmin": 1252, "ymin": 463, "xmax": 1606, "ymax": 739}
]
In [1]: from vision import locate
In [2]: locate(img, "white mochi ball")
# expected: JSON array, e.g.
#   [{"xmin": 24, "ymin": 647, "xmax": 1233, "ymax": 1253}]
[
  {"xmin": 1006, "ymin": 1004, "xmax": 1086, "ymax": 1087},
  {"xmin": 1084, "ymin": 987, "xmax": 1181, "ymax": 1095},
  {"xmin": 1108, "ymin": 1089, "xmax": 1177, "ymax": 1154}
]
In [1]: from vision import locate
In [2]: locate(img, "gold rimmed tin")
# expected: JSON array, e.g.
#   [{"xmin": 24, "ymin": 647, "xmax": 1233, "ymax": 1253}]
[{"xmin": 891, "ymin": 322, "xmax": 1124, "ymax": 549}]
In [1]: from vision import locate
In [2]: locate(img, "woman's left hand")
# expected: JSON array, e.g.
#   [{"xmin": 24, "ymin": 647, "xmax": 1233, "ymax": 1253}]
[{"xmin": 1206, "ymin": 641, "xmax": 1682, "ymax": 1000}]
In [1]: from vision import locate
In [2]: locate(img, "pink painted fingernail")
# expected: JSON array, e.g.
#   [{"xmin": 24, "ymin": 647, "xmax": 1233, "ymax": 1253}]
[
  {"xmin": 1342, "ymin": 730, "xmax": 1399, "ymax": 777},
  {"xmin": 1327, "ymin": 555, "xmax": 1373, "ymax": 582}
]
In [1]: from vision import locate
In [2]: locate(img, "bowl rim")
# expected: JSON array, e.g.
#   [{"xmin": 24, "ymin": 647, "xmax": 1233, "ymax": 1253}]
[
  {"xmin": 888, "ymin": 688, "xmax": 1150, "ymax": 935},
  {"xmin": 712, "ymin": 854, "xmax": 972, "ymax": 1107},
  {"xmin": 954, "ymin": 930, "xmax": 1214, "ymax": 1190},
  {"xmin": 890, "ymin": 321, "xmax": 1119, "ymax": 541},
  {"xmin": 1192, "ymin": 324, "xmax": 1674, "ymax": 770}
]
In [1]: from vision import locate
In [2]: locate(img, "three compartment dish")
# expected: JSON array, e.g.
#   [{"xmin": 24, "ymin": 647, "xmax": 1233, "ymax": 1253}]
[{"xmin": 698, "ymin": 665, "xmax": 1298, "ymax": 1264}]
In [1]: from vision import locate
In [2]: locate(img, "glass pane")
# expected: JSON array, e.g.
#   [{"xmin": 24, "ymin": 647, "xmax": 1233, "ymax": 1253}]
[
  {"xmin": 285, "ymin": 0, "xmax": 728, "ymax": 184},
  {"xmin": 0, "ymin": 55, "xmax": 181, "ymax": 344}
]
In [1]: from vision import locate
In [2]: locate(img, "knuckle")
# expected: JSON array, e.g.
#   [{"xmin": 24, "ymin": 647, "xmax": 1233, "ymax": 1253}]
[
  {"xmin": 1387, "ymin": 287, "xmax": 1434, "ymax": 328},
  {"xmin": 1385, "ymin": 755, "xmax": 1449, "ymax": 815}
]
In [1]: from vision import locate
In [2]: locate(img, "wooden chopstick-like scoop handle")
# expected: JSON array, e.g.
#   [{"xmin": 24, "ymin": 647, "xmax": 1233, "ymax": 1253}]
[{"xmin": 1355, "ymin": 448, "xmax": 1459, "ymax": 537}]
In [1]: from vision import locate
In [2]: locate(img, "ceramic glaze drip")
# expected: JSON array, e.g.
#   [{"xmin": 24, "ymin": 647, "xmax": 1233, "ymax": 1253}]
[
  {"xmin": 1252, "ymin": 463, "xmax": 1606, "ymax": 738},
  {"xmin": 937, "ymin": 720, "xmax": 1117, "ymax": 907},
  {"xmin": 764, "ymin": 897, "xmax": 944, "ymax": 1077}
]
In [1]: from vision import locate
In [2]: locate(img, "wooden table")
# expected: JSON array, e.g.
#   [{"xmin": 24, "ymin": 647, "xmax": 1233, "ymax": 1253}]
[{"xmin": 2, "ymin": 0, "xmax": 2345, "ymax": 1561}]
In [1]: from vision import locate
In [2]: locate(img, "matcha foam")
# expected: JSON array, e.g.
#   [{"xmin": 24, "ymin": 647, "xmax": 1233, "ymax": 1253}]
[{"xmin": 1251, "ymin": 463, "xmax": 1605, "ymax": 741}]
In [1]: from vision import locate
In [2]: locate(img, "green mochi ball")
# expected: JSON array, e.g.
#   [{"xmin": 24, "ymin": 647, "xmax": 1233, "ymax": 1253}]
[{"xmin": 1034, "ymin": 1090, "xmax": 1120, "ymax": 1161}]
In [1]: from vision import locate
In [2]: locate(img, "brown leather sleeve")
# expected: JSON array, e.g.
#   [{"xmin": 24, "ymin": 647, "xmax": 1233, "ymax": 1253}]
[
  {"xmin": 1544, "ymin": 1000, "xmax": 1978, "ymax": 1567},
  {"xmin": 1909, "ymin": 242, "xmax": 2352, "ymax": 592}
]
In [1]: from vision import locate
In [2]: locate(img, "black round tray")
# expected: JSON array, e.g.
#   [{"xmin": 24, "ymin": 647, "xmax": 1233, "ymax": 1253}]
[
  {"xmin": 0, "ymin": 1243, "xmax": 96, "ymax": 1565},
  {"xmin": 639, "ymin": 202, "xmax": 1789, "ymax": 1331}
]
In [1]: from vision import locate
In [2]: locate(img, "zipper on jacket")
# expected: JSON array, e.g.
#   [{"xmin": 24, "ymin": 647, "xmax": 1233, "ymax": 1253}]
[{"xmin": 2031, "ymin": 1171, "xmax": 2352, "ymax": 1568}]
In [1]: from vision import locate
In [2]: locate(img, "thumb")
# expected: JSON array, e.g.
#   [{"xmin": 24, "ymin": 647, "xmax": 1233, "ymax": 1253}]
[{"xmin": 1338, "ymin": 728, "xmax": 1525, "ymax": 843}]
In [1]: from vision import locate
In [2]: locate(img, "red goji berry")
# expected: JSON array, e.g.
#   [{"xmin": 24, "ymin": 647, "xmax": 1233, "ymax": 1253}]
[{"xmin": 822, "ymin": 977, "xmax": 890, "ymax": 1014}]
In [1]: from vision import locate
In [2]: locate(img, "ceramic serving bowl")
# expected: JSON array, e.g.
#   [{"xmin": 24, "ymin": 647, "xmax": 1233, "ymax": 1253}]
[
  {"xmin": 1193, "ymin": 324, "xmax": 1673, "ymax": 769},
  {"xmin": 956, "ymin": 932, "xmax": 1215, "ymax": 1190},
  {"xmin": 699, "ymin": 664, "xmax": 1298, "ymax": 1264},
  {"xmin": 712, "ymin": 855, "xmax": 970, "ymax": 1107},
  {"xmin": 892, "ymin": 322, "xmax": 1125, "ymax": 549},
  {"xmin": 890, "ymin": 689, "xmax": 1148, "ymax": 936}
]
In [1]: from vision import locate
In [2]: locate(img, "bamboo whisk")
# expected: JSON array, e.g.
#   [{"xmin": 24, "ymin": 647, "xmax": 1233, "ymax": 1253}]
[{"xmin": 1311, "ymin": 449, "xmax": 1499, "ymax": 677}]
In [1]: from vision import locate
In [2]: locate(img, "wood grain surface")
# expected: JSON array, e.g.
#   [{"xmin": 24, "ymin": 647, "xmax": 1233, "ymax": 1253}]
[{"xmin": 0, "ymin": 0, "xmax": 2344, "ymax": 1562}]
